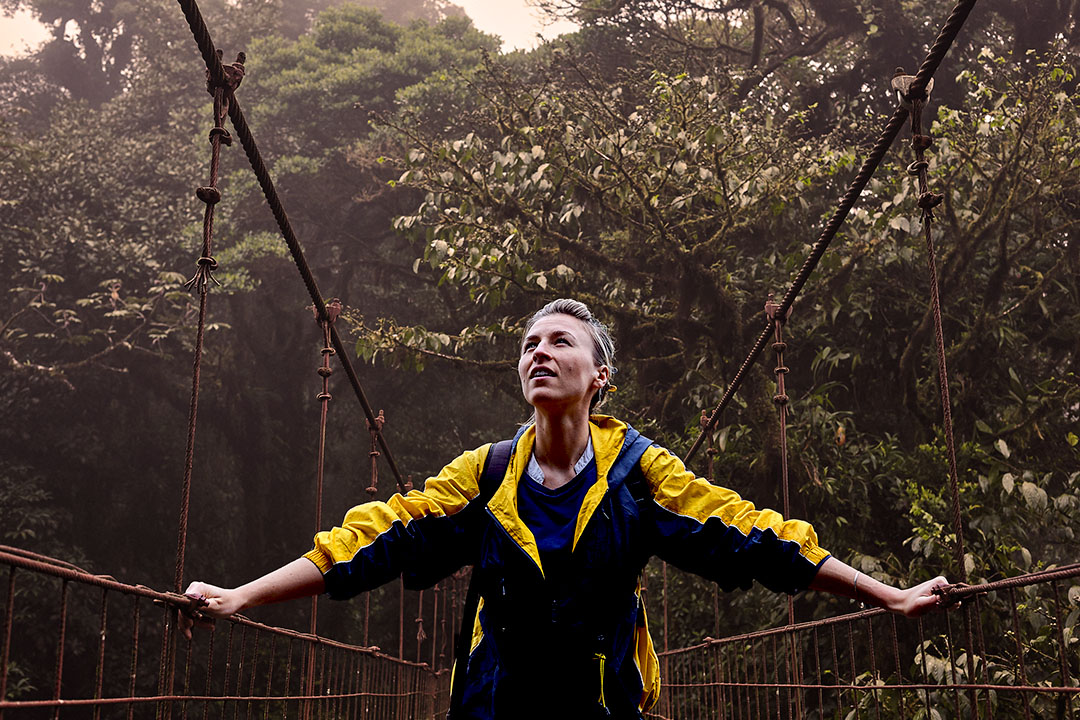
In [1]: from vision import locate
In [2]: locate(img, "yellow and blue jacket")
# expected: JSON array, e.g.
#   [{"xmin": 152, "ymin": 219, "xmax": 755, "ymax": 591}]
[{"xmin": 304, "ymin": 416, "xmax": 830, "ymax": 719}]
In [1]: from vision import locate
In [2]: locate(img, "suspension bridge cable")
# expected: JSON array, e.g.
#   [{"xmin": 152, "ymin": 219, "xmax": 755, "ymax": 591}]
[
  {"xmin": 173, "ymin": 0, "xmax": 406, "ymax": 492},
  {"xmin": 686, "ymin": 0, "xmax": 981, "ymax": 464}
]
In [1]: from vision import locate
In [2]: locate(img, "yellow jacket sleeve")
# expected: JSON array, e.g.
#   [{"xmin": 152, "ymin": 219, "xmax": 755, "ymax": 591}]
[{"xmin": 303, "ymin": 444, "xmax": 491, "ymax": 599}]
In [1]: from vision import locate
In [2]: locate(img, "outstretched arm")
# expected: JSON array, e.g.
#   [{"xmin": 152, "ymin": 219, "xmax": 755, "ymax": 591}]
[
  {"xmin": 181, "ymin": 558, "xmax": 324, "ymax": 638},
  {"xmin": 809, "ymin": 556, "xmax": 947, "ymax": 618}
]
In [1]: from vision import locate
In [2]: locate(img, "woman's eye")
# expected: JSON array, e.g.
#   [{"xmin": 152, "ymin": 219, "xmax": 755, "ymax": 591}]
[{"xmin": 555, "ymin": 338, "xmax": 570, "ymax": 345}]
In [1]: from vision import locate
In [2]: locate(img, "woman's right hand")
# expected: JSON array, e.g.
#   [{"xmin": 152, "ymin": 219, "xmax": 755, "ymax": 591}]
[{"xmin": 179, "ymin": 581, "xmax": 249, "ymax": 639}]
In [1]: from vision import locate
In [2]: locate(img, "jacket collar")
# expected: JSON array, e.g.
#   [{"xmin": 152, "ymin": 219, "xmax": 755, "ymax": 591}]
[{"xmin": 486, "ymin": 416, "xmax": 630, "ymax": 576}]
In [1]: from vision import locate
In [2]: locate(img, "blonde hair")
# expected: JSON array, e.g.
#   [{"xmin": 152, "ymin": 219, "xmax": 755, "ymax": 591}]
[{"xmin": 523, "ymin": 298, "xmax": 617, "ymax": 410}]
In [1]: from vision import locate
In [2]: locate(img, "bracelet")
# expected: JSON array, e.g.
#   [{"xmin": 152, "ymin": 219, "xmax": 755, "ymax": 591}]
[{"xmin": 853, "ymin": 570, "xmax": 864, "ymax": 608}]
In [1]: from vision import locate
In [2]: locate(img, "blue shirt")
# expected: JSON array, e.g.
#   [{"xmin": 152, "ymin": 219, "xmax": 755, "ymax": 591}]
[{"xmin": 517, "ymin": 459, "xmax": 598, "ymax": 574}]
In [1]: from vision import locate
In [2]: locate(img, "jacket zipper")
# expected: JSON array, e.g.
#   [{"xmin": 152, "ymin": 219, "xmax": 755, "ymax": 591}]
[
  {"xmin": 486, "ymin": 506, "xmax": 544, "ymax": 578},
  {"xmin": 594, "ymin": 652, "xmax": 610, "ymax": 714}
]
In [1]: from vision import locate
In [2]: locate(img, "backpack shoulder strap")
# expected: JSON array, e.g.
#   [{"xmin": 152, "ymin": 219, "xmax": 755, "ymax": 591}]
[
  {"xmin": 448, "ymin": 437, "xmax": 514, "ymax": 718},
  {"xmin": 607, "ymin": 426, "xmax": 655, "ymax": 503},
  {"xmin": 477, "ymin": 438, "xmax": 514, "ymax": 503}
]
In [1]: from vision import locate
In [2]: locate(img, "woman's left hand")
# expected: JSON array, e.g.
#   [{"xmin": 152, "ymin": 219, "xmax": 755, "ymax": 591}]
[{"xmin": 887, "ymin": 575, "xmax": 950, "ymax": 617}]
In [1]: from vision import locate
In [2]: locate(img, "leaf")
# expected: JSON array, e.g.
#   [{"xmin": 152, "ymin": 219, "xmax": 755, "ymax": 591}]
[
  {"xmin": 975, "ymin": 419, "xmax": 992, "ymax": 434},
  {"xmin": 1020, "ymin": 481, "xmax": 1047, "ymax": 511},
  {"xmin": 1068, "ymin": 432, "xmax": 1078, "ymax": 447},
  {"xmin": 1001, "ymin": 473, "xmax": 1014, "ymax": 493},
  {"xmin": 995, "ymin": 438, "xmax": 1010, "ymax": 459}
]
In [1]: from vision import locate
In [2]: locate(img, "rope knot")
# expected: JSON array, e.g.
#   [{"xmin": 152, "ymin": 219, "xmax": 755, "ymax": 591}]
[
  {"xmin": 312, "ymin": 298, "xmax": 343, "ymax": 326},
  {"xmin": 316, "ymin": 391, "xmax": 331, "ymax": 401},
  {"xmin": 208, "ymin": 126, "xmax": 233, "ymax": 147},
  {"xmin": 912, "ymin": 134, "xmax": 934, "ymax": 151},
  {"xmin": 906, "ymin": 160, "xmax": 929, "ymax": 176},
  {"xmin": 763, "ymin": 292, "xmax": 791, "ymax": 323},
  {"xmin": 890, "ymin": 70, "xmax": 934, "ymax": 109},
  {"xmin": 918, "ymin": 191, "xmax": 944, "ymax": 210},
  {"xmin": 317, "ymin": 366, "xmax": 333, "ymax": 377},
  {"xmin": 183, "ymin": 257, "xmax": 221, "ymax": 292},
  {"xmin": 206, "ymin": 49, "xmax": 246, "ymax": 95},
  {"xmin": 196, "ymin": 186, "xmax": 222, "ymax": 205},
  {"xmin": 773, "ymin": 393, "xmax": 789, "ymax": 406}
]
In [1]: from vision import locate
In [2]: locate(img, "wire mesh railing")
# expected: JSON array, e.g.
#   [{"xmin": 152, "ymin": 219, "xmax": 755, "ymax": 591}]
[
  {"xmin": 650, "ymin": 566, "xmax": 1080, "ymax": 720},
  {"xmin": 0, "ymin": 546, "xmax": 449, "ymax": 719}
]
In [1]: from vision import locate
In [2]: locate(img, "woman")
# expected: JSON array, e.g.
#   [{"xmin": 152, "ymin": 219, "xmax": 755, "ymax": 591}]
[{"xmin": 184, "ymin": 298, "xmax": 947, "ymax": 719}]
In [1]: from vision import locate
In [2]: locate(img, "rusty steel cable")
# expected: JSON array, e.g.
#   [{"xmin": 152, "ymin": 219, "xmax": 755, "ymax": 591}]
[
  {"xmin": 0, "ymin": 568, "xmax": 13, "ymax": 720},
  {"xmin": 307, "ymin": 298, "xmax": 341, "ymax": 696},
  {"xmin": 766, "ymin": 294, "xmax": 801, "ymax": 714},
  {"xmin": 173, "ymin": 77, "xmax": 236, "ymax": 595},
  {"xmin": 172, "ymin": 0, "xmax": 404, "ymax": 492},
  {"xmin": 903, "ymin": 87, "xmax": 968, "ymax": 579},
  {"xmin": 687, "ymin": 0, "xmax": 981, "ymax": 463}
]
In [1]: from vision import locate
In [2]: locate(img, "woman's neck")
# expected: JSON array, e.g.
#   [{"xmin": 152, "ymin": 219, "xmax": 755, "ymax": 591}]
[{"xmin": 532, "ymin": 408, "xmax": 592, "ymax": 486}]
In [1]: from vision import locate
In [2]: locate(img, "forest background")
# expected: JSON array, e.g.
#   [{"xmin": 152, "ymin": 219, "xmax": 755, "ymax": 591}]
[{"xmin": 1, "ymin": 0, "xmax": 1078, "ymax": 689}]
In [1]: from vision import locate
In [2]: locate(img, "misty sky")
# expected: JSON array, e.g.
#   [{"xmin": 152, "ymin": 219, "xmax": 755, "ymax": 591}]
[{"xmin": 0, "ymin": 1, "xmax": 578, "ymax": 56}]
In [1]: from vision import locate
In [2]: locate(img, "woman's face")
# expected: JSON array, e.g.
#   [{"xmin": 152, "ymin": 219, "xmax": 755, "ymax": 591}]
[{"xmin": 518, "ymin": 313, "xmax": 608, "ymax": 414}]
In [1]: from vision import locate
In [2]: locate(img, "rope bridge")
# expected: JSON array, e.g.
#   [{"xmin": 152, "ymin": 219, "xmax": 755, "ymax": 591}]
[
  {"xmin": 2, "ymin": 0, "xmax": 1078, "ymax": 715},
  {"xmin": 0, "ymin": 546, "xmax": 446, "ymax": 717},
  {"xmin": 651, "ymin": 567, "xmax": 1080, "ymax": 719}
]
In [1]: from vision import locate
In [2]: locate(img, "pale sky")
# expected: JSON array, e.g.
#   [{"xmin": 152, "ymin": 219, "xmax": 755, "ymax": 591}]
[{"xmin": 0, "ymin": 1, "xmax": 578, "ymax": 57}]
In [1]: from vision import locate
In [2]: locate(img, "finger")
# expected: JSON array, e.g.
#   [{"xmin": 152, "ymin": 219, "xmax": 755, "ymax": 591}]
[
  {"xmin": 179, "ymin": 613, "xmax": 194, "ymax": 641},
  {"xmin": 184, "ymin": 581, "xmax": 209, "ymax": 597}
]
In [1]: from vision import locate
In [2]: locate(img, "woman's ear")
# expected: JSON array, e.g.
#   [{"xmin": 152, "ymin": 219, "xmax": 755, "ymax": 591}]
[{"xmin": 594, "ymin": 365, "xmax": 609, "ymax": 390}]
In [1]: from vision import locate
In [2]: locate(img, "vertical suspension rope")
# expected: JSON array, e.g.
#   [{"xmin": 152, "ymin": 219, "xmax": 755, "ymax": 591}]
[
  {"xmin": 701, "ymin": 411, "xmax": 720, "ymax": 639},
  {"xmin": 366, "ymin": 411, "xmax": 385, "ymax": 498},
  {"xmin": 306, "ymin": 298, "xmax": 339, "ymax": 717},
  {"xmin": 174, "ymin": 55, "xmax": 244, "ymax": 594},
  {"xmin": 309, "ymin": 301, "xmax": 340, "ymax": 634},
  {"xmin": 662, "ymin": 561, "xmax": 669, "ymax": 654},
  {"xmin": 398, "ymin": 475, "xmax": 412, "ymax": 661},
  {"xmin": 766, "ymin": 294, "xmax": 801, "ymax": 719},
  {"xmin": 52, "ymin": 580, "xmax": 69, "ymax": 720},
  {"xmin": 893, "ymin": 71, "xmax": 968, "ymax": 578},
  {"xmin": 0, "ymin": 566, "xmax": 15, "ymax": 720},
  {"xmin": 432, "ymin": 583, "xmax": 441, "ymax": 670},
  {"xmin": 415, "ymin": 590, "xmax": 427, "ymax": 663},
  {"xmin": 765, "ymin": 294, "xmax": 795, "ymax": 621}
]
